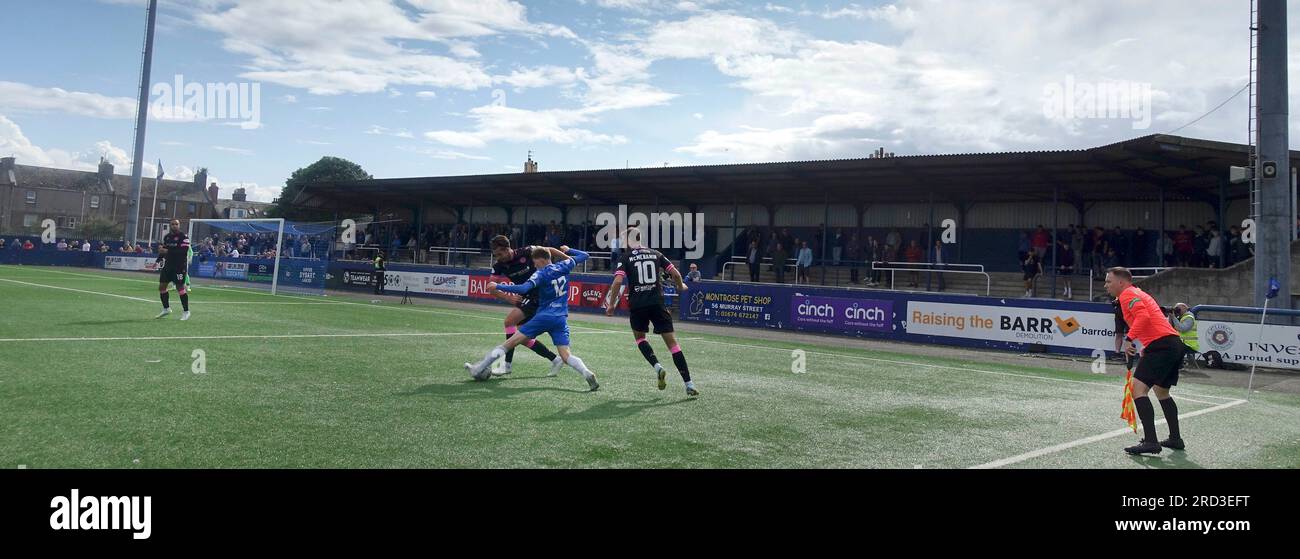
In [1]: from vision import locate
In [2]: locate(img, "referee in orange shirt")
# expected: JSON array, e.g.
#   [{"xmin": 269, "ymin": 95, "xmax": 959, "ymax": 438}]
[{"xmin": 1104, "ymin": 267, "xmax": 1185, "ymax": 455}]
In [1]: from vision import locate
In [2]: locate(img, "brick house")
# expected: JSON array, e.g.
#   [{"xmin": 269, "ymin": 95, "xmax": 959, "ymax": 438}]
[{"xmin": 0, "ymin": 156, "xmax": 220, "ymax": 241}]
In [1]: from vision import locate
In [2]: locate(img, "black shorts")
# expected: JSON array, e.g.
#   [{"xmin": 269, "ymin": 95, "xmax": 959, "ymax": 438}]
[
  {"xmin": 517, "ymin": 304, "xmax": 539, "ymax": 324},
  {"xmin": 629, "ymin": 305, "xmax": 674, "ymax": 334},
  {"xmin": 159, "ymin": 266, "xmax": 187, "ymax": 287},
  {"xmin": 1135, "ymin": 335, "xmax": 1185, "ymax": 388}
]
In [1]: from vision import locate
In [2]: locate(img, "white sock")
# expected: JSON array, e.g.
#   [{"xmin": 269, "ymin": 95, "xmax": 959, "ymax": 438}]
[
  {"xmin": 565, "ymin": 354, "xmax": 593, "ymax": 376},
  {"xmin": 474, "ymin": 346, "xmax": 505, "ymax": 373},
  {"xmin": 654, "ymin": 362, "xmax": 664, "ymax": 373}
]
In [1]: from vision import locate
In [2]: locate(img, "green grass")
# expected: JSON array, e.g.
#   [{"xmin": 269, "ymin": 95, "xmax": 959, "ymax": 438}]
[{"xmin": 2, "ymin": 264, "xmax": 1298, "ymax": 469}]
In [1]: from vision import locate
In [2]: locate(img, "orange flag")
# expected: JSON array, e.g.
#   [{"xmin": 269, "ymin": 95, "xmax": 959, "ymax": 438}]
[{"xmin": 1120, "ymin": 370, "xmax": 1137, "ymax": 433}]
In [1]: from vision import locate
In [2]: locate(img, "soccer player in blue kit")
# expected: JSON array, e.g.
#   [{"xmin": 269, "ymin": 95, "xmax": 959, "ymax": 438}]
[{"xmin": 465, "ymin": 245, "xmax": 600, "ymax": 391}]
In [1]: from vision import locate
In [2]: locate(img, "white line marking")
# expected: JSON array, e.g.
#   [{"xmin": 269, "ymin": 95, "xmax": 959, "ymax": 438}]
[
  {"xmin": 1173, "ymin": 396, "xmax": 1221, "ymax": 406},
  {"xmin": 0, "ymin": 331, "xmax": 625, "ymax": 343},
  {"xmin": 685, "ymin": 337, "xmax": 1239, "ymax": 403},
  {"xmin": 2, "ymin": 266, "xmax": 517, "ymax": 324},
  {"xmin": 969, "ymin": 399, "xmax": 1247, "ymax": 469},
  {"xmin": 0, "ymin": 277, "xmax": 153, "ymax": 302}
]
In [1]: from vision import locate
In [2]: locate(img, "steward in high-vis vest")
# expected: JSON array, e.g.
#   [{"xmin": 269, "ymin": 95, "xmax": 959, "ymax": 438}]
[
  {"xmin": 373, "ymin": 251, "xmax": 386, "ymax": 294},
  {"xmin": 1172, "ymin": 303, "xmax": 1198, "ymax": 353}
]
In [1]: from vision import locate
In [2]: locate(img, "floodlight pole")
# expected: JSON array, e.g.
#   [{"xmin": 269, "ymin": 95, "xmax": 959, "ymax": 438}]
[
  {"xmin": 126, "ymin": 0, "xmax": 158, "ymax": 244},
  {"xmin": 1255, "ymin": 0, "xmax": 1291, "ymax": 311}
]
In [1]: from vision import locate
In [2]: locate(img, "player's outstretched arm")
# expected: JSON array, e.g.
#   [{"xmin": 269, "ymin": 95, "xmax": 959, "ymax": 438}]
[
  {"xmin": 495, "ymin": 277, "xmax": 538, "ymax": 295},
  {"xmin": 545, "ymin": 246, "xmax": 571, "ymax": 262},
  {"xmin": 562, "ymin": 247, "xmax": 590, "ymax": 264}
]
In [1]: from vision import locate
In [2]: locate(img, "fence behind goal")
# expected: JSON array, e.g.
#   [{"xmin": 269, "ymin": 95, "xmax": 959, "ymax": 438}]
[{"xmin": 188, "ymin": 219, "xmax": 336, "ymax": 295}]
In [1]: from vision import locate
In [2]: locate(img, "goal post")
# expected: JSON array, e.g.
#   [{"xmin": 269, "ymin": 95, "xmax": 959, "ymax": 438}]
[{"xmin": 186, "ymin": 218, "xmax": 335, "ymax": 296}]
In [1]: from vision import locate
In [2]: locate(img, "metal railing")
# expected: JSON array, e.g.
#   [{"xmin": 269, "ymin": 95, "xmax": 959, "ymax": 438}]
[
  {"xmin": 422, "ymin": 245, "xmax": 615, "ymax": 271},
  {"xmin": 427, "ymin": 245, "xmax": 484, "ymax": 266},
  {"xmin": 869, "ymin": 261, "xmax": 990, "ymax": 296},
  {"xmin": 722, "ymin": 256, "xmax": 799, "ymax": 283},
  {"xmin": 1128, "ymin": 267, "xmax": 1168, "ymax": 279}
]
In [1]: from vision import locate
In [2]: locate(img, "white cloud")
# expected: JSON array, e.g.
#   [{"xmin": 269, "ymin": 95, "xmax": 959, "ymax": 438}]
[
  {"xmin": 641, "ymin": 13, "xmax": 800, "ymax": 60},
  {"xmin": 416, "ymin": 91, "xmax": 439, "ymax": 99},
  {"xmin": 425, "ymin": 104, "xmax": 627, "ymax": 147},
  {"xmin": 494, "ymin": 65, "xmax": 580, "ymax": 89},
  {"xmin": 366, "ymin": 125, "xmax": 415, "ymax": 139},
  {"xmin": 0, "ymin": 114, "xmax": 183, "ymax": 179},
  {"xmin": 212, "ymin": 146, "xmax": 254, "ymax": 156},
  {"xmin": 660, "ymin": 1, "xmax": 1300, "ymax": 160},
  {"xmin": 0, "ymin": 81, "xmax": 136, "ymax": 119},
  {"xmin": 398, "ymin": 145, "xmax": 492, "ymax": 160},
  {"xmin": 191, "ymin": 0, "xmax": 574, "ymax": 95},
  {"xmin": 820, "ymin": 3, "xmax": 918, "ymax": 27}
]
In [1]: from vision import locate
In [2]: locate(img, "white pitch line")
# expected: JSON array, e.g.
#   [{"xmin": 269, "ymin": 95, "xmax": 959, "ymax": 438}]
[
  {"xmin": 0, "ymin": 277, "xmax": 153, "ymax": 302},
  {"xmin": 0, "ymin": 331, "xmax": 625, "ymax": 343},
  {"xmin": 684, "ymin": 337, "xmax": 1242, "ymax": 403},
  {"xmin": 0, "ymin": 268, "xmax": 622, "ymax": 337},
  {"xmin": 3, "ymin": 266, "xmax": 521, "ymax": 324},
  {"xmin": 969, "ymin": 399, "xmax": 1248, "ymax": 469}
]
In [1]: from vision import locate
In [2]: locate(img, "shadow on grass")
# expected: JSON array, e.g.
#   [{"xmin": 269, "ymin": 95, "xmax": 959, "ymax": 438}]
[
  {"xmin": 397, "ymin": 376, "xmax": 590, "ymax": 401},
  {"xmin": 534, "ymin": 397, "xmax": 696, "ymax": 422},
  {"xmin": 63, "ymin": 318, "xmax": 146, "ymax": 326},
  {"xmin": 1127, "ymin": 450, "xmax": 1204, "ymax": 469}
]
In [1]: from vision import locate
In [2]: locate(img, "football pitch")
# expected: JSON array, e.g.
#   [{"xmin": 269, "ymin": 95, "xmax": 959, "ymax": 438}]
[{"xmin": 2, "ymin": 264, "xmax": 1298, "ymax": 469}]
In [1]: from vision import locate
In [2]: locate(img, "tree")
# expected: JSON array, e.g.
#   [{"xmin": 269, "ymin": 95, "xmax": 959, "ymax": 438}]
[{"xmin": 269, "ymin": 156, "xmax": 372, "ymax": 219}]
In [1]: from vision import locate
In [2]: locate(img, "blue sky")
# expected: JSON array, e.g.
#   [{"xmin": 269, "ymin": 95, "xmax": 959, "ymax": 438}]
[{"xmin": 1, "ymin": 0, "xmax": 1297, "ymax": 201}]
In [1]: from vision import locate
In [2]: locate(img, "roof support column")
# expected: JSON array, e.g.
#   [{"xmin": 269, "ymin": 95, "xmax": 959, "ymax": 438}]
[
  {"xmin": 821, "ymin": 190, "xmax": 830, "ymax": 286},
  {"xmin": 926, "ymin": 191, "xmax": 935, "ymax": 291},
  {"xmin": 1159, "ymin": 184, "xmax": 1166, "ymax": 269},
  {"xmin": 1218, "ymin": 179, "xmax": 1227, "ymax": 269},
  {"xmin": 582, "ymin": 201, "xmax": 590, "ymax": 252},
  {"xmin": 1051, "ymin": 183, "xmax": 1059, "ymax": 298},
  {"xmin": 731, "ymin": 196, "xmax": 739, "ymax": 274},
  {"xmin": 956, "ymin": 202, "xmax": 971, "ymax": 263},
  {"xmin": 415, "ymin": 200, "xmax": 424, "ymax": 263}
]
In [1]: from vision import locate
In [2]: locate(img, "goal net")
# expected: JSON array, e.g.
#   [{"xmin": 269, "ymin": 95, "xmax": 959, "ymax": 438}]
[{"xmin": 187, "ymin": 218, "xmax": 336, "ymax": 296}]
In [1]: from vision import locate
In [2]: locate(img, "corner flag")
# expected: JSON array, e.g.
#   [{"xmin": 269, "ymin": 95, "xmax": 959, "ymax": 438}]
[
  {"xmin": 1120, "ymin": 354, "xmax": 1137, "ymax": 432},
  {"xmin": 1267, "ymin": 277, "xmax": 1280, "ymax": 299}
]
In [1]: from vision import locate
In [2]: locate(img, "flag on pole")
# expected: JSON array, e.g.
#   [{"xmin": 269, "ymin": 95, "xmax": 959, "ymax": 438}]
[
  {"xmin": 1120, "ymin": 355, "xmax": 1137, "ymax": 433},
  {"xmin": 157, "ymin": 160, "xmax": 164, "ymax": 182},
  {"xmin": 1267, "ymin": 277, "xmax": 1280, "ymax": 299}
]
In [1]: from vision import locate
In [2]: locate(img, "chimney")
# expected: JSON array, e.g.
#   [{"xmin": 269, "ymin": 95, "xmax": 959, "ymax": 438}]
[
  {"xmin": 0, "ymin": 156, "xmax": 15, "ymax": 186},
  {"xmin": 208, "ymin": 183, "xmax": 219, "ymax": 202},
  {"xmin": 97, "ymin": 157, "xmax": 114, "ymax": 182},
  {"xmin": 233, "ymin": 187, "xmax": 248, "ymax": 202},
  {"xmin": 523, "ymin": 151, "xmax": 538, "ymax": 173},
  {"xmin": 193, "ymin": 168, "xmax": 208, "ymax": 192}
]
